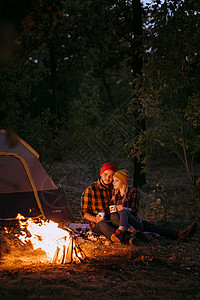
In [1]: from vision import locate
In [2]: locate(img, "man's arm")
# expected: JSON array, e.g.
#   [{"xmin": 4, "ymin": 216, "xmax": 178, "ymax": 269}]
[
  {"xmin": 83, "ymin": 212, "xmax": 102, "ymax": 223},
  {"xmin": 81, "ymin": 186, "xmax": 103, "ymax": 223}
]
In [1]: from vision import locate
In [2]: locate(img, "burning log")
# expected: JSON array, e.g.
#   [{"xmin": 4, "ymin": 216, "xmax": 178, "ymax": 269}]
[
  {"xmin": 15, "ymin": 214, "xmax": 87, "ymax": 264},
  {"xmin": 65, "ymin": 236, "xmax": 73, "ymax": 264}
]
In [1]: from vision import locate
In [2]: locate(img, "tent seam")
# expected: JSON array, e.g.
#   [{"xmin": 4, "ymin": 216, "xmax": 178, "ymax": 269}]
[{"xmin": 0, "ymin": 152, "xmax": 46, "ymax": 219}]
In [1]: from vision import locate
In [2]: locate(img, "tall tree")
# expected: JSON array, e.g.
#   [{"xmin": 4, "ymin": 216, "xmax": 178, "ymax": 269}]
[
  {"xmin": 128, "ymin": 0, "xmax": 200, "ymax": 202},
  {"xmin": 132, "ymin": 0, "xmax": 146, "ymax": 187}
]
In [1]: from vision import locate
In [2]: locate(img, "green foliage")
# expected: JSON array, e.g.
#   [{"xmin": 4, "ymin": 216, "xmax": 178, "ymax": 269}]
[
  {"xmin": 128, "ymin": 0, "xmax": 200, "ymax": 181},
  {"xmin": 64, "ymin": 70, "xmax": 102, "ymax": 150},
  {"xmin": 185, "ymin": 94, "xmax": 200, "ymax": 129},
  {"xmin": 19, "ymin": 108, "xmax": 63, "ymax": 165},
  {"xmin": 0, "ymin": 0, "xmax": 144, "ymax": 167}
]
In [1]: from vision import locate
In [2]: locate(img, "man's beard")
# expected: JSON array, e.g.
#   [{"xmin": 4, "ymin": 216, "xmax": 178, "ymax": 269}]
[{"xmin": 101, "ymin": 179, "xmax": 113, "ymax": 187}]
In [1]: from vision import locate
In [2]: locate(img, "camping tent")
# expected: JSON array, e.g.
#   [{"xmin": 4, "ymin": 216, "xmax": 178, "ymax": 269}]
[{"xmin": 0, "ymin": 129, "xmax": 74, "ymax": 223}]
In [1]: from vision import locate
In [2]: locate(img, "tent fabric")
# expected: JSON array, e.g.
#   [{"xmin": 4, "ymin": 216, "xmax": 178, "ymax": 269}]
[{"xmin": 0, "ymin": 130, "xmax": 74, "ymax": 223}]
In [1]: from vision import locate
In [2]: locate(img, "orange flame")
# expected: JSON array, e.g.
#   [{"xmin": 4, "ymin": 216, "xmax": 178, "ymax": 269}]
[{"xmin": 16, "ymin": 214, "xmax": 80, "ymax": 263}]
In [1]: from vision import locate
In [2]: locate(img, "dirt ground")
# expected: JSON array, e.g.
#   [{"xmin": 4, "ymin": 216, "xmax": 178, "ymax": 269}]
[{"xmin": 0, "ymin": 161, "xmax": 200, "ymax": 299}]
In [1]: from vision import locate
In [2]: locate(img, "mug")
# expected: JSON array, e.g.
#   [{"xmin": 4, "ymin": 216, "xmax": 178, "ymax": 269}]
[
  {"xmin": 97, "ymin": 211, "xmax": 105, "ymax": 219},
  {"xmin": 109, "ymin": 205, "xmax": 117, "ymax": 213}
]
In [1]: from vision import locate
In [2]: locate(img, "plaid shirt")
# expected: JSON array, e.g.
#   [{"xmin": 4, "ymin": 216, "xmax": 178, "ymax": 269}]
[
  {"xmin": 81, "ymin": 179, "xmax": 113, "ymax": 229},
  {"xmin": 112, "ymin": 186, "xmax": 140, "ymax": 217}
]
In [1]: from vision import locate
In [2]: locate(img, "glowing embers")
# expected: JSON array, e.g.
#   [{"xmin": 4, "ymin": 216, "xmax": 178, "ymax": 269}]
[{"xmin": 16, "ymin": 214, "xmax": 85, "ymax": 264}]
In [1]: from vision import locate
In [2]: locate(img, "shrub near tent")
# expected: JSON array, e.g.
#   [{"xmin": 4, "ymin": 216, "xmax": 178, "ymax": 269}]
[{"xmin": 0, "ymin": 129, "xmax": 74, "ymax": 223}]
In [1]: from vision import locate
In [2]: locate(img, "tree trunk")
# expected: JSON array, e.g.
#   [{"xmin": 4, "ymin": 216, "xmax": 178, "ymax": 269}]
[
  {"xmin": 101, "ymin": 73, "xmax": 115, "ymax": 109},
  {"xmin": 132, "ymin": 0, "xmax": 146, "ymax": 187},
  {"xmin": 49, "ymin": 43, "xmax": 57, "ymax": 114},
  {"xmin": 193, "ymin": 176, "xmax": 200, "ymax": 209}
]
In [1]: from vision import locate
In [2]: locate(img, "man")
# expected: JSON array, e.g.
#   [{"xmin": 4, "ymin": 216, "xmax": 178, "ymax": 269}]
[{"xmin": 81, "ymin": 162, "xmax": 117, "ymax": 240}]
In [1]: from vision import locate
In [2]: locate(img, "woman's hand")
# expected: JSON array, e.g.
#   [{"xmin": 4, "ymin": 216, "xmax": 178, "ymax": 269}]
[
  {"xmin": 117, "ymin": 205, "xmax": 132, "ymax": 212},
  {"xmin": 116, "ymin": 205, "xmax": 124, "ymax": 212}
]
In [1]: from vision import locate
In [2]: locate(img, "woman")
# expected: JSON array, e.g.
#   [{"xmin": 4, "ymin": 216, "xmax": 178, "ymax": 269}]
[
  {"xmin": 110, "ymin": 169, "xmax": 148, "ymax": 243},
  {"xmin": 110, "ymin": 169, "xmax": 197, "ymax": 244}
]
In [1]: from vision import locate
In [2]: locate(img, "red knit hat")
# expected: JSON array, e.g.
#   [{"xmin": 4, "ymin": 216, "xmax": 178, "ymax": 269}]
[{"xmin": 100, "ymin": 162, "xmax": 117, "ymax": 175}]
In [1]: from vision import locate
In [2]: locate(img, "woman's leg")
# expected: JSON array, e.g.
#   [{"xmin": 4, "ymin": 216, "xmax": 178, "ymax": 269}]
[
  {"xmin": 111, "ymin": 210, "xmax": 144, "ymax": 231},
  {"xmin": 110, "ymin": 211, "xmax": 127, "ymax": 243},
  {"xmin": 111, "ymin": 210, "xmax": 128, "ymax": 237},
  {"xmin": 118, "ymin": 209, "xmax": 129, "ymax": 228},
  {"xmin": 126, "ymin": 211, "xmax": 144, "ymax": 231},
  {"xmin": 110, "ymin": 212, "xmax": 120, "ymax": 227}
]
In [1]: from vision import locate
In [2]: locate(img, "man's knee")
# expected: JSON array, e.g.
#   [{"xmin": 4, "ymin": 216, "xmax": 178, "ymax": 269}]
[
  {"xmin": 96, "ymin": 220, "xmax": 115, "ymax": 238},
  {"xmin": 97, "ymin": 220, "xmax": 108, "ymax": 231}
]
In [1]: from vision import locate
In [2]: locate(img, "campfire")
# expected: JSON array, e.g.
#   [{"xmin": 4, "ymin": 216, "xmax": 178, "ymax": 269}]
[{"xmin": 15, "ymin": 214, "xmax": 86, "ymax": 264}]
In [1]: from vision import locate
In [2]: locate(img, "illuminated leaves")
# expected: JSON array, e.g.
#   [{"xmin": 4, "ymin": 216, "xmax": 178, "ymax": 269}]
[
  {"xmin": 21, "ymin": 0, "xmax": 64, "ymax": 34},
  {"xmin": 184, "ymin": 94, "xmax": 200, "ymax": 128}
]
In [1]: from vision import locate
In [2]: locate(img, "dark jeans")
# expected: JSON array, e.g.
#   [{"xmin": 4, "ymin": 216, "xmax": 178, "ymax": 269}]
[
  {"xmin": 110, "ymin": 211, "xmax": 178, "ymax": 240},
  {"xmin": 110, "ymin": 211, "xmax": 143, "ymax": 231},
  {"xmin": 93, "ymin": 220, "xmax": 116, "ymax": 239}
]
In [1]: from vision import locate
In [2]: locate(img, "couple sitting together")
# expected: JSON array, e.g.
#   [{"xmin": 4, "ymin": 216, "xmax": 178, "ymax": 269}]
[{"xmin": 81, "ymin": 162, "xmax": 197, "ymax": 245}]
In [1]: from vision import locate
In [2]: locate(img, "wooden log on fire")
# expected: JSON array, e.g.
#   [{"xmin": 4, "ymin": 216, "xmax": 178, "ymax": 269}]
[
  {"xmin": 61, "ymin": 245, "xmax": 66, "ymax": 264},
  {"xmin": 53, "ymin": 246, "xmax": 60, "ymax": 263},
  {"xmin": 65, "ymin": 235, "xmax": 73, "ymax": 264}
]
